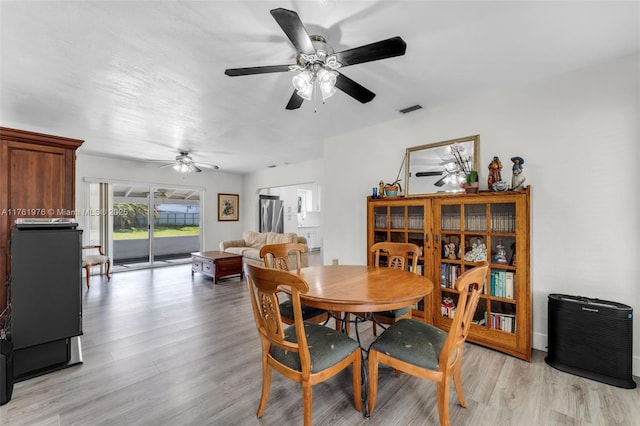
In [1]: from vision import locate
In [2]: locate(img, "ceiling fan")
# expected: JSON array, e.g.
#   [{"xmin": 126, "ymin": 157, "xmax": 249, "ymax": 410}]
[
  {"xmin": 156, "ymin": 151, "xmax": 219, "ymax": 174},
  {"xmin": 224, "ymin": 8, "xmax": 407, "ymax": 110}
]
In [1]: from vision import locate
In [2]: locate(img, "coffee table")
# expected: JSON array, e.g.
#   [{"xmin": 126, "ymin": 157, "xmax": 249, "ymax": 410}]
[{"xmin": 191, "ymin": 251, "xmax": 243, "ymax": 283}]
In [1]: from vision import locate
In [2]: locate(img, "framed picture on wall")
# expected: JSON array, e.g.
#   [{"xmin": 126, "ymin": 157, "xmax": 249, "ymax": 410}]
[{"xmin": 218, "ymin": 193, "xmax": 239, "ymax": 221}]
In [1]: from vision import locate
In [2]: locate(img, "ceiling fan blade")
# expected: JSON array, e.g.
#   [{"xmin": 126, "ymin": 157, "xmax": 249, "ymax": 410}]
[
  {"xmin": 334, "ymin": 73, "xmax": 376, "ymax": 103},
  {"xmin": 286, "ymin": 91, "xmax": 304, "ymax": 110},
  {"xmin": 194, "ymin": 162, "xmax": 219, "ymax": 171},
  {"xmin": 225, "ymin": 65, "xmax": 293, "ymax": 76},
  {"xmin": 434, "ymin": 176, "xmax": 447, "ymax": 187},
  {"xmin": 270, "ymin": 8, "xmax": 315, "ymax": 55},
  {"xmin": 333, "ymin": 36, "xmax": 407, "ymax": 67},
  {"xmin": 416, "ymin": 171, "xmax": 444, "ymax": 177}
]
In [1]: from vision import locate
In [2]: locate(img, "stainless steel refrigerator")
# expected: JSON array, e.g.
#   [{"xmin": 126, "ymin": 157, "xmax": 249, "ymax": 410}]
[{"xmin": 259, "ymin": 195, "xmax": 284, "ymax": 233}]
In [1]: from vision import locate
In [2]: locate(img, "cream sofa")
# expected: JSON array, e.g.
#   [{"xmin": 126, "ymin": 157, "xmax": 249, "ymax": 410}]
[{"xmin": 219, "ymin": 230, "xmax": 309, "ymax": 269}]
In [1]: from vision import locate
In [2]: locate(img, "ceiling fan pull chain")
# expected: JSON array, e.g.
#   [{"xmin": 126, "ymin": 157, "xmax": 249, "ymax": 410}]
[{"xmin": 313, "ymin": 80, "xmax": 318, "ymax": 113}]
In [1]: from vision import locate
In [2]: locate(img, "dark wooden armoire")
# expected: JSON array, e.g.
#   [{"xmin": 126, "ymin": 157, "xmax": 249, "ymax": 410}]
[{"xmin": 0, "ymin": 127, "xmax": 83, "ymax": 320}]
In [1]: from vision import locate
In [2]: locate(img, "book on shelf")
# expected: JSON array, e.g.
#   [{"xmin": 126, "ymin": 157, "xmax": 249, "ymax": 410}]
[
  {"xmin": 490, "ymin": 211, "xmax": 516, "ymax": 233},
  {"xmin": 441, "ymin": 213, "xmax": 460, "ymax": 231},
  {"xmin": 408, "ymin": 215, "xmax": 424, "ymax": 229},
  {"xmin": 390, "ymin": 214, "xmax": 404, "ymax": 228},
  {"xmin": 505, "ymin": 271, "xmax": 514, "ymax": 299},
  {"xmin": 441, "ymin": 297, "xmax": 456, "ymax": 318},
  {"xmin": 440, "ymin": 263, "xmax": 460, "ymax": 288},
  {"xmin": 490, "ymin": 270, "xmax": 514, "ymax": 299},
  {"xmin": 464, "ymin": 214, "xmax": 486, "ymax": 232},
  {"xmin": 490, "ymin": 312, "xmax": 516, "ymax": 333},
  {"xmin": 490, "ymin": 271, "xmax": 504, "ymax": 297}
]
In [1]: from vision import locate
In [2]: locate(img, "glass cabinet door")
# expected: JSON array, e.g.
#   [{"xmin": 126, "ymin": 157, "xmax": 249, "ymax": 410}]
[
  {"xmin": 435, "ymin": 198, "xmax": 520, "ymax": 338},
  {"xmin": 367, "ymin": 198, "xmax": 432, "ymax": 321}
]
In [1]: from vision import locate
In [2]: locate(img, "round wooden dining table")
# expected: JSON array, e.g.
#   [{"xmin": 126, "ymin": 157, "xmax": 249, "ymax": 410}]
[
  {"xmin": 294, "ymin": 265, "xmax": 433, "ymax": 313},
  {"xmin": 292, "ymin": 264, "xmax": 434, "ymax": 418}
]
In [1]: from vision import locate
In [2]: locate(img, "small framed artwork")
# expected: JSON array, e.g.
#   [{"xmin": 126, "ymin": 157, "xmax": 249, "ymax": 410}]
[{"xmin": 218, "ymin": 193, "xmax": 239, "ymax": 221}]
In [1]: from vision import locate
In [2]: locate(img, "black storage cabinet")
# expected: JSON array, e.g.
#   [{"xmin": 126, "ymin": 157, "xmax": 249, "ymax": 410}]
[
  {"xmin": 545, "ymin": 294, "xmax": 636, "ymax": 389},
  {"xmin": 10, "ymin": 226, "xmax": 83, "ymax": 380}
]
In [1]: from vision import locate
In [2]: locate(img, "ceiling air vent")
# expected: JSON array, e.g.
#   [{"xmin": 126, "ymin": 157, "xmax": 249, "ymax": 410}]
[{"xmin": 399, "ymin": 104, "xmax": 422, "ymax": 114}]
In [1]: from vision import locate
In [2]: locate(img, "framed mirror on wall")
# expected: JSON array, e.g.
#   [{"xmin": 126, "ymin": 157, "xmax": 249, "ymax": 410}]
[{"xmin": 405, "ymin": 135, "xmax": 480, "ymax": 196}]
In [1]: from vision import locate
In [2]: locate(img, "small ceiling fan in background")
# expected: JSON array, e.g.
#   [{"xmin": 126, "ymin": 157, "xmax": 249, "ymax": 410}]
[
  {"xmin": 154, "ymin": 151, "xmax": 219, "ymax": 174},
  {"xmin": 224, "ymin": 8, "xmax": 407, "ymax": 110}
]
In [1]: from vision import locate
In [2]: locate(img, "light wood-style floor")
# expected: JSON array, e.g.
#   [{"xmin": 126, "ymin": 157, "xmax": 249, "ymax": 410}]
[{"xmin": 2, "ymin": 260, "xmax": 639, "ymax": 425}]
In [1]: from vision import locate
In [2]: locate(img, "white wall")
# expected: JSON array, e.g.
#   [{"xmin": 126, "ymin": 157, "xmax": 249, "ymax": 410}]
[
  {"xmin": 322, "ymin": 54, "xmax": 640, "ymax": 373},
  {"xmin": 75, "ymin": 154, "xmax": 244, "ymax": 251}
]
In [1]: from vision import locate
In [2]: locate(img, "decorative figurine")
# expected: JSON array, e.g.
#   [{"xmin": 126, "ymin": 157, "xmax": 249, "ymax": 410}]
[
  {"xmin": 447, "ymin": 242, "xmax": 457, "ymax": 260},
  {"xmin": 487, "ymin": 156, "xmax": 502, "ymax": 189},
  {"xmin": 378, "ymin": 180, "xmax": 385, "ymax": 198},
  {"xmin": 492, "ymin": 180, "xmax": 509, "ymax": 191},
  {"xmin": 464, "ymin": 237, "xmax": 487, "ymax": 262},
  {"xmin": 495, "ymin": 238, "xmax": 508, "ymax": 264},
  {"xmin": 511, "ymin": 156, "xmax": 526, "ymax": 190}
]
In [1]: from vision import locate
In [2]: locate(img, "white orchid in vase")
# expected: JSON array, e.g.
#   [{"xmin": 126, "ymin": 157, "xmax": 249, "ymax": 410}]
[{"xmin": 441, "ymin": 143, "xmax": 477, "ymax": 190}]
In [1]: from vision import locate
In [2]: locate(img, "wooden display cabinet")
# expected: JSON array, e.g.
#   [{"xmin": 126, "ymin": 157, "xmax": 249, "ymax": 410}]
[{"xmin": 367, "ymin": 188, "xmax": 531, "ymax": 361}]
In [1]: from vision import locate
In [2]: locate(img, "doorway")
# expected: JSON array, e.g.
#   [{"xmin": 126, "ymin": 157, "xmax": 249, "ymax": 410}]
[{"xmin": 258, "ymin": 182, "xmax": 321, "ymax": 251}]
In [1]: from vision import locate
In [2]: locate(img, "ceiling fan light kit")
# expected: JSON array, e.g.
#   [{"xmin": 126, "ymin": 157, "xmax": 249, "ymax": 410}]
[
  {"xmin": 173, "ymin": 152, "xmax": 201, "ymax": 174},
  {"xmin": 224, "ymin": 8, "xmax": 407, "ymax": 110},
  {"xmin": 172, "ymin": 162, "xmax": 199, "ymax": 174},
  {"xmin": 291, "ymin": 65, "xmax": 338, "ymax": 102},
  {"xmin": 152, "ymin": 151, "xmax": 219, "ymax": 175}
]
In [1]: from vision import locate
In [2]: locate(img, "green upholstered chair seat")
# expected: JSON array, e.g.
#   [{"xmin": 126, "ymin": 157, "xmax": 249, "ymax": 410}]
[
  {"xmin": 270, "ymin": 322, "xmax": 360, "ymax": 373},
  {"xmin": 369, "ymin": 318, "xmax": 447, "ymax": 370},
  {"xmin": 279, "ymin": 299, "xmax": 327, "ymax": 321},
  {"xmin": 373, "ymin": 306, "xmax": 410, "ymax": 319}
]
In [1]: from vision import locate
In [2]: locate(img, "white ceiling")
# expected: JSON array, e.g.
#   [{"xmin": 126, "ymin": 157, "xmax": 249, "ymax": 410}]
[{"xmin": 1, "ymin": 1, "xmax": 638, "ymax": 175}]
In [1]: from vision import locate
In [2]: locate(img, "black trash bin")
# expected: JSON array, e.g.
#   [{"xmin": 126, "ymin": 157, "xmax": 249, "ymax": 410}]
[
  {"xmin": 545, "ymin": 293, "xmax": 636, "ymax": 389},
  {"xmin": 1, "ymin": 338, "xmax": 13, "ymax": 405}
]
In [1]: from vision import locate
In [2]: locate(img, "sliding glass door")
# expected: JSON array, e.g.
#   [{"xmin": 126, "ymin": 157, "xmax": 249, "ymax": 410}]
[
  {"xmin": 112, "ymin": 183, "xmax": 151, "ymax": 267},
  {"xmin": 151, "ymin": 188, "xmax": 200, "ymax": 265},
  {"xmin": 86, "ymin": 181, "xmax": 202, "ymax": 271}
]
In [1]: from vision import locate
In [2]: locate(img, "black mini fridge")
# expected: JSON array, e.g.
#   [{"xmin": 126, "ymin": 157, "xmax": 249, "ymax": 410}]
[
  {"xmin": 10, "ymin": 220, "xmax": 83, "ymax": 380},
  {"xmin": 545, "ymin": 293, "xmax": 635, "ymax": 389}
]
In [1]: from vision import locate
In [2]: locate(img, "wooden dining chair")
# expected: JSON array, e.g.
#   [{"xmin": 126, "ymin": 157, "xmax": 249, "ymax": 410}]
[
  {"xmin": 369, "ymin": 241, "xmax": 422, "ymax": 335},
  {"xmin": 259, "ymin": 243, "xmax": 329, "ymax": 325},
  {"xmin": 367, "ymin": 261, "xmax": 489, "ymax": 426},
  {"xmin": 82, "ymin": 244, "xmax": 111, "ymax": 288},
  {"xmin": 245, "ymin": 263, "xmax": 362, "ymax": 426}
]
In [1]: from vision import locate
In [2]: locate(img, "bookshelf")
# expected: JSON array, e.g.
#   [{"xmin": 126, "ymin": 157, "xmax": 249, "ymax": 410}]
[{"xmin": 366, "ymin": 187, "xmax": 531, "ymax": 361}]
